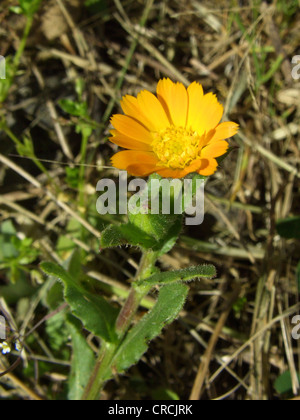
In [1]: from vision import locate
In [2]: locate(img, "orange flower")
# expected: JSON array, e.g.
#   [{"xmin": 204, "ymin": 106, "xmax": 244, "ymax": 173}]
[{"xmin": 109, "ymin": 78, "xmax": 239, "ymax": 178}]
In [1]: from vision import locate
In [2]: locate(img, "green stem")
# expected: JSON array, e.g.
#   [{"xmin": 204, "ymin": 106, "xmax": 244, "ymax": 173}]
[
  {"xmin": 81, "ymin": 342, "xmax": 117, "ymax": 401},
  {"xmin": 13, "ymin": 16, "xmax": 33, "ymax": 73},
  {"xmin": 82, "ymin": 251, "xmax": 157, "ymax": 400}
]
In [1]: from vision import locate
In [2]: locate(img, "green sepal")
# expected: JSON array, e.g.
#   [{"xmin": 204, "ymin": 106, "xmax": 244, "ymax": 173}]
[
  {"xmin": 216, "ymin": 146, "xmax": 238, "ymax": 165},
  {"xmin": 100, "ymin": 213, "xmax": 183, "ymax": 256}
]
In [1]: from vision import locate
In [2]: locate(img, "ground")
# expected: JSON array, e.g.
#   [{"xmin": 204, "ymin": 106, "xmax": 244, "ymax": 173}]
[{"xmin": 0, "ymin": 0, "xmax": 300, "ymax": 400}]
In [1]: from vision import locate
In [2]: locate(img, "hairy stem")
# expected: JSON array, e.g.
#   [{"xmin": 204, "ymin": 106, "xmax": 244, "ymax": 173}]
[{"xmin": 82, "ymin": 251, "xmax": 157, "ymax": 400}]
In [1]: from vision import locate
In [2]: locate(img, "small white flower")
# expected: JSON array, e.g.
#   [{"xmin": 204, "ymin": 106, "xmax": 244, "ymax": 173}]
[
  {"xmin": 0, "ymin": 341, "xmax": 11, "ymax": 355},
  {"xmin": 15, "ymin": 340, "xmax": 22, "ymax": 352}
]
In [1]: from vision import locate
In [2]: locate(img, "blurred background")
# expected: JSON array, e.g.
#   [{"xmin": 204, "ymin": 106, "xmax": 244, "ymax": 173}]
[{"xmin": 0, "ymin": 0, "xmax": 299, "ymax": 400}]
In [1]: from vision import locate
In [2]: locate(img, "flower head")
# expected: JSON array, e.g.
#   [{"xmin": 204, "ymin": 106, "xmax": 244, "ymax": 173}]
[{"xmin": 109, "ymin": 78, "xmax": 239, "ymax": 178}]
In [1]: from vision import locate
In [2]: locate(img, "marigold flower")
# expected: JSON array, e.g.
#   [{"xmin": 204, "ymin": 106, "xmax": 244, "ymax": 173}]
[{"xmin": 109, "ymin": 78, "xmax": 239, "ymax": 178}]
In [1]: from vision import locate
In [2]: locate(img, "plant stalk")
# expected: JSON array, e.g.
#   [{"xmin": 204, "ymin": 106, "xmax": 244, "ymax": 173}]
[{"xmin": 81, "ymin": 251, "xmax": 157, "ymax": 400}]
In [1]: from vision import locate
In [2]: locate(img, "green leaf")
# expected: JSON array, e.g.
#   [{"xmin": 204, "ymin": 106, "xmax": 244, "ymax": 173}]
[
  {"xmin": 84, "ymin": 0, "xmax": 108, "ymax": 14},
  {"xmin": 109, "ymin": 283, "xmax": 188, "ymax": 375},
  {"xmin": 151, "ymin": 388, "xmax": 180, "ymax": 400},
  {"xmin": 65, "ymin": 167, "xmax": 80, "ymax": 189},
  {"xmin": 18, "ymin": 0, "xmax": 42, "ymax": 17},
  {"xmin": 0, "ymin": 221, "xmax": 18, "ymax": 261},
  {"xmin": 274, "ymin": 370, "xmax": 300, "ymax": 395},
  {"xmin": 67, "ymin": 315, "xmax": 95, "ymax": 401},
  {"xmin": 15, "ymin": 137, "xmax": 34, "ymax": 158},
  {"xmin": 41, "ymin": 262, "xmax": 118, "ymax": 343},
  {"xmin": 66, "ymin": 249, "xmax": 82, "ymax": 282},
  {"xmin": 75, "ymin": 121, "xmax": 93, "ymax": 138},
  {"xmin": 45, "ymin": 281, "xmax": 64, "ymax": 310},
  {"xmin": 216, "ymin": 146, "xmax": 238, "ymax": 165},
  {"xmin": 136, "ymin": 265, "xmax": 216, "ymax": 288},
  {"xmin": 0, "ymin": 56, "xmax": 14, "ymax": 102},
  {"xmin": 0, "ymin": 221, "xmax": 39, "ymax": 282},
  {"xmin": 45, "ymin": 310, "xmax": 69, "ymax": 353},
  {"xmin": 9, "ymin": 6, "xmax": 23, "ymax": 14},
  {"xmin": 276, "ymin": 216, "xmax": 300, "ymax": 239},
  {"xmin": 59, "ymin": 99, "xmax": 88, "ymax": 117}
]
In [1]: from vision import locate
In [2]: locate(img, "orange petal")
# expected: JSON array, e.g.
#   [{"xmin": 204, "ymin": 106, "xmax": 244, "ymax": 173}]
[
  {"xmin": 201, "ymin": 140, "xmax": 229, "ymax": 159},
  {"xmin": 209, "ymin": 121, "xmax": 239, "ymax": 142},
  {"xmin": 187, "ymin": 86, "xmax": 223, "ymax": 136},
  {"xmin": 136, "ymin": 90, "xmax": 170, "ymax": 131},
  {"xmin": 155, "ymin": 158, "xmax": 204, "ymax": 179},
  {"xmin": 109, "ymin": 130, "xmax": 152, "ymax": 151},
  {"xmin": 198, "ymin": 158, "xmax": 218, "ymax": 176},
  {"xmin": 110, "ymin": 114, "xmax": 153, "ymax": 143},
  {"xmin": 120, "ymin": 95, "xmax": 156, "ymax": 132},
  {"xmin": 126, "ymin": 163, "xmax": 157, "ymax": 177},
  {"xmin": 156, "ymin": 78, "xmax": 188, "ymax": 127},
  {"xmin": 155, "ymin": 167, "xmax": 188, "ymax": 179},
  {"xmin": 111, "ymin": 150, "xmax": 159, "ymax": 173}
]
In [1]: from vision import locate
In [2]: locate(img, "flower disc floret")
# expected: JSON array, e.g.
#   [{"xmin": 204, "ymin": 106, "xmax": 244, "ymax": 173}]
[{"xmin": 152, "ymin": 126, "xmax": 202, "ymax": 169}]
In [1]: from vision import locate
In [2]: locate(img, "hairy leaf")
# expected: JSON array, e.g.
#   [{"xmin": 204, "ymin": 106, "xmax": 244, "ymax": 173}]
[
  {"xmin": 109, "ymin": 283, "xmax": 188, "ymax": 375},
  {"xmin": 67, "ymin": 316, "xmax": 95, "ymax": 400},
  {"xmin": 41, "ymin": 262, "xmax": 118, "ymax": 343},
  {"xmin": 136, "ymin": 265, "xmax": 216, "ymax": 288}
]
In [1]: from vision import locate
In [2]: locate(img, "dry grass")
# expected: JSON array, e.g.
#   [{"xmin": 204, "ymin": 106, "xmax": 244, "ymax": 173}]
[{"xmin": 0, "ymin": 0, "xmax": 300, "ymax": 400}]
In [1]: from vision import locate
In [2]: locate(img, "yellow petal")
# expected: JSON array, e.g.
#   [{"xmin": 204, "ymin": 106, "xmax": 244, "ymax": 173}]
[
  {"xmin": 198, "ymin": 158, "xmax": 218, "ymax": 176},
  {"xmin": 110, "ymin": 114, "xmax": 153, "ymax": 143},
  {"xmin": 111, "ymin": 150, "xmax": 159, "ymax": 172},
  {"xmin": 156, "ymin": 78, "xmax": 188, "ymax": 127},
  {"xmin": 187, "ymin": 85, "xmax": 223, "ymax": 136},
  {"xmin": 136, "ymin": 90, "xmax": 170, "ymax": 131},
  {"xmin": 120, "ymin": 95, "xmax": 156, "ymax": 132},
  {"xmin": 209, "ymin": 121, "xmax": 239, "ymax": 142},
  {"xmin": 201, "ymin": 140, "xmax": 229, "ymax": 159},
  {"xmin": 186, "ymin": 82, "xmax": 204, "ymax": 130},
  {"xmin": 109, "ymin": 130, "xmax": 153, "ymax": 151}
]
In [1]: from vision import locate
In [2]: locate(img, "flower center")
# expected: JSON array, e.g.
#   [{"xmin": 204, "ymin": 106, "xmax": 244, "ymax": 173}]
[{"xmin": 152, "ymin": 126, "xmax": 202, "ymax": 169}]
